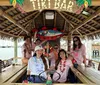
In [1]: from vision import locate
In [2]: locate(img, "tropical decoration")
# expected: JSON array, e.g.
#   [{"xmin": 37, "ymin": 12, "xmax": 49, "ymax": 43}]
[
  {"xmin": 46, "ymin": 80, "xmax": 52, "ymax": 85},
  {"xmin": 10, "ymin": 0, "xmax": 24, "ymax": 7},
  {"xmin": 10, "ymin": 0, "xmax": 25, "ymax": 13},
  {"xmin": 75, "ymin": 0, "xmax": 91, "ymax": 14},
  {"xmin": 32, "ymin": 27, "xmax": 64, "ymax": 40},
  {"xmin": 76, "ymin": 0, "xmax": 91, "ymax": 8},
  {"xmin": 46, "ymin": 74, "xmax": 52, "ymax": 85}
]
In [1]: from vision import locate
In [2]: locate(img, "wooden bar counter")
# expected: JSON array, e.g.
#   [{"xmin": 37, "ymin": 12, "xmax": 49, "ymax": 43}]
[
  {"xmin": 77, "ymin": 65, "xmax": 100, "ymax": 85},
  {"xmin": 0, "ymin": 64, "xmax": 27, "ymax": 84}
]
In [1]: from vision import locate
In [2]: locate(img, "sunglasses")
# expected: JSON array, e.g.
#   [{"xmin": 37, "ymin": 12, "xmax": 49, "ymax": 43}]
[
  {"xmin": 74, "ymin": 40, "xmax": 78, "ymax": 42},
  {"xmin": 54, "ymin": 47, "xmax": 58, "ymax": 49}
]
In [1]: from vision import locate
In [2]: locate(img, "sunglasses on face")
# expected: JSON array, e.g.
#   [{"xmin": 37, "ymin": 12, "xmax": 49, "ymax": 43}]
[
  {"xmin": 54, "ymin": 48, "xmax": 58, "ymax": 49},
  {"xmin": 74, "ymin": 40, "xmax": 78, "ymax": 42}
]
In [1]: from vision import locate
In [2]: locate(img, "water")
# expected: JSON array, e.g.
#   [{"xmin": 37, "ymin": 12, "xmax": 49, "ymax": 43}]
[
  {"xmin": 0, "ymin": 39, "xmax": 24, "ymax": 60},
  {"xmin": 0, "ymin": 47, "xmax": 22, "ymax": 60}
]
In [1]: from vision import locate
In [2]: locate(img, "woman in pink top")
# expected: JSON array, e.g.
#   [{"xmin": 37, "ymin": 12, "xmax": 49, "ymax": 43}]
[
  {"xmin": 53, "ymin": 49, "xmax": 73, "ymax": 83},
  {"xmin": 22, "ymin": 36, "xmax": 32, "ymax": 64},
  {"xmin": 71, "ymin": 36, "xmax": 86, "ymax": 66}
]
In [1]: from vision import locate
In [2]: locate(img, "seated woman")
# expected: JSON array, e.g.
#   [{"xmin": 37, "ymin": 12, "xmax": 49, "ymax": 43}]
[
  {"xmin": 27, "ymin": 45, "xmax": 49, "ymax": 83},
  {"xmin": 53, "ymin": 49, "xmax": 73, "ymax": 83}
]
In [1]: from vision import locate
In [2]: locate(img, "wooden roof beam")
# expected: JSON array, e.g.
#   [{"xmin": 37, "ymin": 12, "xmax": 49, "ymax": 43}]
[
  {"xmin": 17, "ymin": 20, "xmax": 32, "ymax": 36},
  {"xmin": 2, "ymin": 11, "xmax": 37, "ymax": 32},
  {"xmin": 78, "ymin": 29, "xmax": 86, "ymax": 34},
  {"xmin": 32, "ymin": 10, "xmax": 43, "ymax": 28},
  {"xmin": 62, "ymin": 11, "xmax": 97, "ymax": 31},
  {"xmin": 3, "ymin": 24, "xmax": 14, "ymax": 31},
  {"xmin": 3, "ymin": 19, "xmax": 29, "ymax": 31},
  {"xmin": 18, "ymin": 31, "xmax": 23, "ymax": 36},
  {"xmin": 70, "ymin": 9, "xmax": 100, "ymax": 33},
  {"xmin": 0, "ymin": 30, "xmax": 18, "ymax": 37},
  {"xmin": 85, "ymin": 29, "xmax": 100, "ymax": 36},
  {"xmin": 0, "ymin": 0, "xmax": 100, "ymax": 6},
  {"xmin": 14, "ymin": 30, "xmax": 22, "ymax": 34},
  {"xmin": 0, "ymin": 9, "xmax": 29, "ymax": 34},
  {"xmin": 85, "ymin": 24, "xmax": 97, "ymax": 31},
  {"xmin": 70, "ymin": 21, "xmax": 90, "ymax": 33},
  {"xmin": 3, "ymin": 11, "xmax": 38, "ymax": 31},
  {"xmin": 18, "ymin": 11, "xmax": 39, "ymax": 23},
  {"xmin": 63, "ymin": 21, "xmax": 66, "ymax": 32},
  {"xmin": 54, "ymin": 12, "xmax": 57, "ymax": 27},
  {"xmin": 56, "ymin": 10, "xmax": 74, "ymax": 28},
  {"xmin": 5, "ymin": 19, "xmax": 33, "ymax": 33},
  {"xmin": 5, "ymin": 7, "xmax": 14, "ymax": 13},
  {"xmin": 80, "ymin": 14, "xmax": 100, "ymax": 28},
  {"xmin": 62, "ymin": 11, "xmax": 81, "ymax": 22},
  {"xmin": 8, "ymin": 28, "xmax": 17, "ymax": 32},
  {"xmin": 76, "ymin": 29, "xmax": 83, "ymax": 37},
  {"xmin": 0, "ymin": 10, "xmax": 38, "ymax": 28}
]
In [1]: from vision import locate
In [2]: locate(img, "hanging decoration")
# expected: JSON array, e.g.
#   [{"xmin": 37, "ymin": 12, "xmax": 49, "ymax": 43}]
[
  {"xmin": 76, "ymin": 0, "xmax": 91, "ymax": 8},
  {"xmin": 75, "ymin": 0, "xmax": 91, "ymax": 14},
  {"xmin": 32, "ymin": 27, "xmax": 64, "ymax": 40},
  {"xmin": 10, "ymin": 0, "xmax": 25, "ymax": 13},
  {"xmin": 46, "ymin": 74, "xmax": 52, "ymax": 85}
]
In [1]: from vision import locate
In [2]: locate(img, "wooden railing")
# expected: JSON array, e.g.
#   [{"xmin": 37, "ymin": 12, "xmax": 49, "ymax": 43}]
[
  {"xmin": 86, "ymin": 59, "xmax": 100, "ymax": 71},
  {"xmin": 1, "ymin": 57, "xmax": 22, "ymax": 69}
]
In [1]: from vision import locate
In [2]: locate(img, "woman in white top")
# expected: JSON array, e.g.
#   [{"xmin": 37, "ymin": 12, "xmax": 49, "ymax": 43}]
[
  {"xmin": 27, "ymin": 45, "xmax": 49, "ymax": 83},
  {"xmin": 53, "ymin": 49, "xmax": 73, "ymax": 83}
]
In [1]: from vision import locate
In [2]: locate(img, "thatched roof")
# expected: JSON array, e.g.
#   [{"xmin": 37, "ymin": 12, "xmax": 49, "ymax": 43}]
[{"xmin": 0, "ymin": 5, "xmax": 100, "ymax": 40}]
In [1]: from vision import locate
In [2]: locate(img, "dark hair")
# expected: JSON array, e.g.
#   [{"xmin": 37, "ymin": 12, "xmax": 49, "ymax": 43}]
[
  {"xmin": 55, "ymin": 49, "xmax": 67, "ymax": 70},
  {"xmin": 33, "ymin": 53, "xmax": 48, "ymax": 70},
  {"xmin": 36, "ymin": 38, "xmax": 41, "ymax": 42},
  {"xmin": 73, "ymin": 36, "xmax": 82, "ymax": 50},
  {"xmin": 24, "ymin": 36, "xmax": 31, "ymax": 41}
]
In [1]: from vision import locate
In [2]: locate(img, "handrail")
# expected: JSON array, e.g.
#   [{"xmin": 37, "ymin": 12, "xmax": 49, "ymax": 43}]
[{"xmin": 86, "ymin": 59, "xmax": 100, "ymax": 64}]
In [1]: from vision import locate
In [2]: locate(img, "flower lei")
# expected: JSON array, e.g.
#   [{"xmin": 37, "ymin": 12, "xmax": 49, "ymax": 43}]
[
  {"xmin": 60, "ymin": 60, "xmax": 66, "ymax": 72},
  {"xmin": 10, "ymin": 0, "xmax": 25, "ymax": 13}
]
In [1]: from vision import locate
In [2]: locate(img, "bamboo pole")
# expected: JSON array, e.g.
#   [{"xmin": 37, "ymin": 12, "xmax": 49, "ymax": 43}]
[
  {"xmin": 68, "ymin": 33, "xmax": 72, "ymax": 52},
  {"xmin": 67, "ymin": 25, "xmax": 72, "ymax": 52},
  {"xmin": 14, "ymin": 38, "xmax": 18, "ymax": 63}
]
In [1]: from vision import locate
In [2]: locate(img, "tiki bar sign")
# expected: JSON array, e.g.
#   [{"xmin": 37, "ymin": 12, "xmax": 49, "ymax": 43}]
[
  {"xmin": 10, "ymin": 0, "xmax": 91, "ymax": 14},
  {"xmin": 29, "ymin": 0, "xmax": 75, "ymax": 12},
  {"xmin": 22, "ymin": 0, "xmax": 81, "ymax": 13}
]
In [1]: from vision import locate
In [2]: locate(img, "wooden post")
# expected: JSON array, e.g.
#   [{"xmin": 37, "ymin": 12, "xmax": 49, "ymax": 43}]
[
  {"xmin": 67, "ymin": 23, "xmax": 72, "ymax": 52},
  {"xmin": 68, "ymin": 33, "xmax": 72, "ymax": 52},
  {"xmin": 46, "ymin": 42, "xmax": 49, "ymax": 57},
  {"xmin": 14, "ymin": 38, "xmax": 18, "ymax": 63}
]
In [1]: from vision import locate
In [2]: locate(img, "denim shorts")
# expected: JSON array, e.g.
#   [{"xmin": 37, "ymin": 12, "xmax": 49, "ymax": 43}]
[{"xmin": 28, "ymin": 75, "xmax": 46, "ymax": 83}]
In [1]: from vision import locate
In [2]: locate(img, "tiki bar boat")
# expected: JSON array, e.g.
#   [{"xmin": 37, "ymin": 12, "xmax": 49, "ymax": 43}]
[{"xmin": 0, "ymin": 0, "xmax": 100, "ymax": 85}]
